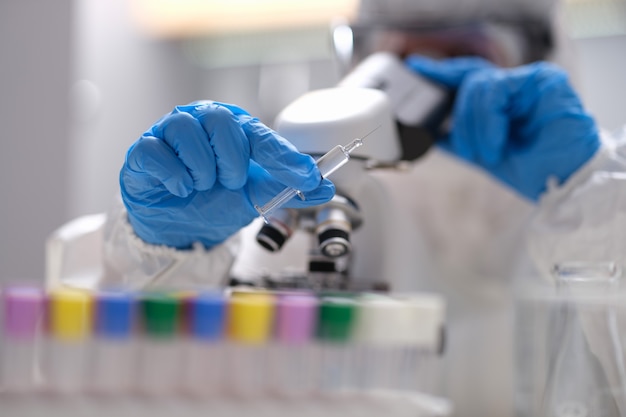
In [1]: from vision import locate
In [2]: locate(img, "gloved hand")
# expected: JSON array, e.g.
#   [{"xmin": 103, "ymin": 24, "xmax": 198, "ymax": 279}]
[
  {"xmin": 406, "ymin": 55, "xmax": 601, "ymax": 201},
  {"xmin": 120, "ymin": 101, "xmax": 335, "ymax": 249}
]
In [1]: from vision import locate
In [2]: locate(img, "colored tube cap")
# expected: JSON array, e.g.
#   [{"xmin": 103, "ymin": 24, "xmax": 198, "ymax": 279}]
[
  {"xmin": 172, "ymin": 291, "xmax": 197, "ymax": 335},
  {"xmin": 317, "ymin": 297, "xmax": 355, "ymax": 343},
  {"xmin": 96, "ymin": 291, "xmax": 135, "ymax": 339},
  {"xmin": 141, "ymin": 293, "xmax": 180, "ymax": 338},
  {"xmin": 228, "ymin": 293, "xmax": 275, "ymax": 344},
  {"xmin": 392, "ymin": 294, "xmax": 446, "ymax": 350},
  {"xmin": 190, "ymin": 292, "xmax": 226, "ymax": 341},
  {"xmin": 2, "ymin": 285, "xmax": 46, "ymax": 340},
  {"xmin": 354, "ymin": 295, "xmax": 406, "ymax": 346},
  {"xmin": 276, "ymin": 295, "xmax": 318, "ymax": 345},
  {"xmin": 49, "ymin": 288, "xmax": 93, "ymax": 341}
]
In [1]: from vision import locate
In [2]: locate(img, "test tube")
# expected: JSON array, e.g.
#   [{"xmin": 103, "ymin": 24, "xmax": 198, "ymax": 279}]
[
  {"xmin": 255, "ymin": 137, "xmax": 364, "ymax": 220},
  {"xmin": 392, "ymin": 294, "xmax": 445, "ymax": 394},
  {"xmin": 1, "ymin": 285, "xmax": 46, "ymax": 393},
  {"xmin": 182, "ymin": 292, "xmax": 227, "ymax": 398},
  {"xmin": 90, "ymin": 290, "xmax": 136, "ymax": 395},
  {"xmin": 46, "ymin": 288, "xmax": 93, "ymax": 394},
  {"xmin": 137, "ymin": 293, "xmax": 182, "ymax": 396},
  {"xmin": 227, "ymin": 292, "xmax": 275, "ymax": 397},
  {"xmin": 272, "ymin": 294, "xmax": 319, "ymax": 397},
  {"xmin": 317, "ymin": 296, "xmax": 356, "ymax": 393},
  {"xmin": 353, "ymin": 295, "xmax": 407, "ymax": 391}
]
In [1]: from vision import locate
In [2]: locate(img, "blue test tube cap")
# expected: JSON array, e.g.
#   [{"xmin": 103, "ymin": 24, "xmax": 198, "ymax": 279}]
[
  {"xmin": 190, "ymin": 292, "xmax": 226, "ymax": 341},
  {"xmin": 96, "ymin": 290, "xmax": 136, "ymax": 339}
]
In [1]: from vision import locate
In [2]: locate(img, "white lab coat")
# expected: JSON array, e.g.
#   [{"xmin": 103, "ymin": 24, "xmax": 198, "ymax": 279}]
[{"xmin": 46, "ymin": 129, "xmax": 626, "ymax": 417}]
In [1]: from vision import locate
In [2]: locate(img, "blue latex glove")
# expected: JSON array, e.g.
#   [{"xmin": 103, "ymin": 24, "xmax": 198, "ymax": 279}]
[
  {"xmin": 120, "ymin": 101, "xmax": 335, "ymax": 249},
  {"xmin": 406, "ymin": 55, "xmax": 601, "ymax": 201}
]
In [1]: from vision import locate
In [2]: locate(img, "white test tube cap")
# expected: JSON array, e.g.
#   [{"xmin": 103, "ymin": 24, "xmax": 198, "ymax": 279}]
[
  {"xmin": 353, "ymin": 295, "xmax": 407, "ymax": 346},
  {"xmin": 354, "ymin": 293, "xmax": 445, "ymax": 349},
  {"xmin": 395, "ymin": 294, "xmax": 446, "ymax": 350}
]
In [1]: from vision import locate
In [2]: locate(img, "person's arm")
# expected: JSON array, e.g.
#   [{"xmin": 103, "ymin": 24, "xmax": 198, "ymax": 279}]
[
  {"xmin": 408, "ymin": 56, "xmax": 626, "ymax": 410},
  {"xmin": 49, "ymin": 101, "xmax": 335, "ymax": 291},
  {"xmin": 407, "ymin": 56, "xmax": 626, "ymax": 277},
  {"xmin": 45, "ymin": 201, "xmax": 241, "ymax": 291},
  {"xmin": 99, "ymin": 198, "xmax": 240, "ymax": 290},
  {"xmin": 406, "ymin": 55, "xmax": 600, "ymax": 204}
]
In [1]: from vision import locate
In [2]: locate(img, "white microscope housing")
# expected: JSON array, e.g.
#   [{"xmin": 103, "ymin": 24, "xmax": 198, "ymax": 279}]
[
  {"xmin": 233, "ymin": 86, "xmax": 433, "ymax": 292},
  {"xmin": 275, "ymin": 87, "xmax": 399, "ymax": 190}
]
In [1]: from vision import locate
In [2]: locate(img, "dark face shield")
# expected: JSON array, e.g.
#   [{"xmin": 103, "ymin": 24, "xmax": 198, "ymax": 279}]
[{"xmin": 332, "ymin": 18, "xmax": 554, "ymax": 74}]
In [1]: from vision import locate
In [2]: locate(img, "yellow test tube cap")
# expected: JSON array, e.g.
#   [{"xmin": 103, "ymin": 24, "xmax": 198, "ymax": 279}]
[
  {"xmin": 49, "ymin": 288, "xmax": 93, "ymax": 341},
  {"xmin": 228, "ymin": 293, "xmax": 275, "ymax": 344}
]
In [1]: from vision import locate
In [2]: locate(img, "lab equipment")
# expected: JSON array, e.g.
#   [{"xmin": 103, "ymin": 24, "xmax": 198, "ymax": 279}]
[
  {"xmin": 183, "ymin": 292, "xmax": 227, "ymax": 397},
  {"xmin": 249, "ymin": 88, "xmax": 399, "ymax": 290},
  {"xmin": 406, "ymin": 55, "xmax": 601, "ymax": 201},
  {"xmin": 317, "ymin": 296, "xmax": 356, "ymax": 392},
  {"xmin": 243, "ymin": 86, "xmax": 424, "ymax": 293},
  {"xmin": 120, "ymin": 101, "xmax": 334, "ymax": 250},
  {"xmin": 338, "ymin": 52, "xmax": 450, "ymax": 160},
  {"xmin": 516, "ymin": 264, "xmax": 626, "ymax": 417},
  {"xmin": 247, "ymin": 48, "xmax": 486, "ymax": 287},
  {"xmin": 1, "ymin": 285, "xmax": 45, "ymax": 393},
  {"xmin": 90, "ymin": 290, "xmax": 136, "ymax": 394},
  {"xmin": 0, "ymin": 283, "xmax": 449, "ymax": 417},
  {"xmin": 137, "ymin": 293, "xmax": 182, "ymax": 396},
  {"xmin": 392, "ymin": 294, "xmax": 446, "ymax": 393},
  {"xmin": 272, "ymin": 294, "xmax": 319, "ymax": 397},
  {"xmin": 227, "ymin": 292, "xmax": 275, "ymax": 396},
  {"xmin": 46, "ymin": 288, "xmax": 92, "ymax": 394},
  {"xmin": 254, "ymin": 128, "xmax": 374, "ymax": 221},
  {"xmin": 354, "ymin": 296, "xmax": 410, "ymax": 391},
  {"xmin": 352, "ymin": 294, "xmax": 444, "ymax": 392}
]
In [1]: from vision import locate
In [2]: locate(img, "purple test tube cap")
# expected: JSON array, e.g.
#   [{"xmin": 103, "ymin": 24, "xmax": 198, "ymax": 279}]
[
  {"xmin": 276, "ymin": 295, "xmax": 318, "ymax": 345},
  {"xmin": 2, "ymin": 285, "xmax": 46, "ymax": 341}
]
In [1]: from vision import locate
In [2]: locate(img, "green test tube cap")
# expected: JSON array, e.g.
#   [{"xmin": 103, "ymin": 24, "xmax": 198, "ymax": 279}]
[
  {"xmin": 317, "ymin": 297, "xmax": 356, "ymax": 343},
  {"xmin": 141, "ymin": 293, "xmax": 180, "ymax": 338}
]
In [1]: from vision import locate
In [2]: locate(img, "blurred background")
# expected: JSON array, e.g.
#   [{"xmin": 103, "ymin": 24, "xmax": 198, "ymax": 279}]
[{"xmin": 0, "ymin": 0, "xmax": 625, "ymax": 283}]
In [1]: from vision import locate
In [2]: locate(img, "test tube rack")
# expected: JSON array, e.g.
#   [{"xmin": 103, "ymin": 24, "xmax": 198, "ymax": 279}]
[{"xmin": 0, "ymin": 284, "xmax": 450, "ymax": 417}]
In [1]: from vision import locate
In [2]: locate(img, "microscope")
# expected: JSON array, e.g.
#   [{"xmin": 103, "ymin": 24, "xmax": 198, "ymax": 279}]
[{"xmin": 231, "ymin": 52, "xmax": 451, "ymax": 293}]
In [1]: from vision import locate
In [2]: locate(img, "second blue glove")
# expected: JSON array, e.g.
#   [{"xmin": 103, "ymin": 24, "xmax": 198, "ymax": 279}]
[{"xmin": 406, "ymin": 55, "xmax": 600, "ymax": 201}]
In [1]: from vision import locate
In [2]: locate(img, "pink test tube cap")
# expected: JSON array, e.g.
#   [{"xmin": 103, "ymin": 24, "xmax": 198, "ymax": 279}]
[
  {"xmin": 276, "ymin": 294, "xmax": 318, "ymax": 345},
  {"xmin": 3, "ymin": 285, "xmax": 46, "ymax": 340}
]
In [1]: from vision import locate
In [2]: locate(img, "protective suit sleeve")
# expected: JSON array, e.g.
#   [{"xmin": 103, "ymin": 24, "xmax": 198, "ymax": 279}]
[
  {"xmin": 527, "ymin": 128, "xmax": 626, "ymax": 281},
  {"xmin": 527, "ymin": 128, "xmax": 626, "ymax": 416},
  {"xmin": 45, "ymin": 198, "xmax": 239, "ymax": 291},
  {"xmin": 101, "ymin": 198, "xmax": 239, "ymax": 290}
]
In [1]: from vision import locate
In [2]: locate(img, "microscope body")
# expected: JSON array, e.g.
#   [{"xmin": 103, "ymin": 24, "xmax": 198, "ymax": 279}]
[
  {"xmin": 232, "ymin": 53, "xmax": 448, "ymax": 291},
  {"xmin": 232, "ymin": 85, "xmax": 435, "ymax": 292}
]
